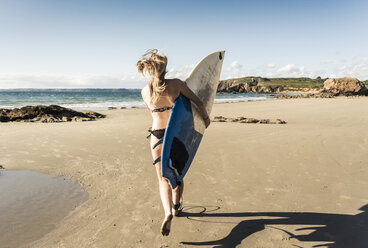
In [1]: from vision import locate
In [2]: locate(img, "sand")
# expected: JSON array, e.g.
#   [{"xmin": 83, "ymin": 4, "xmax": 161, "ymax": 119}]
[{"xmin": 1, "ymin": 97, "xmax": 368, "ymax": 248}]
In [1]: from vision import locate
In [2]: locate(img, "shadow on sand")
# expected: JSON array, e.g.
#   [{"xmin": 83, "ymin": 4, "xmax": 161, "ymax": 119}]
[{"xmin": 179, "ymin": 204, "xmax": 368, "ymax": 248}]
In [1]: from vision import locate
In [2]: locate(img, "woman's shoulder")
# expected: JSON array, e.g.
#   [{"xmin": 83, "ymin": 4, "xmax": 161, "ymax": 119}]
[
  {"xmin": 165, "ymin": 78, "xmax": 185, "ymax": 88},
  {"xmin": 141, "ymin": 85, "xmax": 151, "ymax": 102},
  {"xmin": 141, "ymin": 85, "xmax": 149, "ymax": 95}
]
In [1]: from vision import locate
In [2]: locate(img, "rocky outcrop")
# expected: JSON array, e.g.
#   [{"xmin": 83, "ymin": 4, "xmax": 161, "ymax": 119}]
[
  {"xmin": 213, "ymin": 116, "xmax": 286, "ymax": 124},
  {"xmin": 0, "ymin": 105, "xmax": 105, "ymax": 123},
  {"xmin": 322, "ymin": 77, "xmax": 368, "ymax": 96},
  {"xmin": 217, "ymin": 80, "xmax": 284, "ymax": 94}
]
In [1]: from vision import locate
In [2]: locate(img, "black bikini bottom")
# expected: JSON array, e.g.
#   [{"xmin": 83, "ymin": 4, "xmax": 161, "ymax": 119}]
[
  {"xmin": 147, "ymin": 128, "xmax": 186, "ymax": 185},
  {"xmin": 147, "ymin": 128, "xmax": 166, "ymax": 165}
]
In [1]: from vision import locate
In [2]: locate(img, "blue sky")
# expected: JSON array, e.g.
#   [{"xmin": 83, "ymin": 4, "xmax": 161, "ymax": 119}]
[{"xmin": 0, "ymin": 0, "xmax": 367, "ymax": 88}]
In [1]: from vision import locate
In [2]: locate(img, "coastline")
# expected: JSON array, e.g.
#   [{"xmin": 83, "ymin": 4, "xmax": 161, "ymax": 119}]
[{"xmin": 1, "ymin": 97, "xmax": 368, "ymax": 247}]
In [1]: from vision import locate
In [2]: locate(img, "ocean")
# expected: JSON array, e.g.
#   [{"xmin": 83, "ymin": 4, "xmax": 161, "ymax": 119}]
[{"xmin": 0, "ymin": 89, "xmax": 275, "ymax": 110}]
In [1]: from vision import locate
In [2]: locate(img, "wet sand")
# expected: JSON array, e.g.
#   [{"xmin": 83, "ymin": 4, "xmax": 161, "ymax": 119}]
[
  {"xmin": 0, "ymin": 170, "xmax": 87, "ymax": 248},
  {"xmin": 1, "ymin": 97, "xmax": 368, "ymax": 247}
]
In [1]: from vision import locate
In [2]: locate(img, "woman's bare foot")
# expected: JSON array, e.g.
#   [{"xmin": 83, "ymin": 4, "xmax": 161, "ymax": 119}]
[{"xmin": 160, "ymin": 214, "xmax": 173, "ymax": 236}]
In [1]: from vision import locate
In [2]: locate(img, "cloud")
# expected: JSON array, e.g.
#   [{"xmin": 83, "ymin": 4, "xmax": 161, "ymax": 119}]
[
  {"xmin": 0, "ymin": 73, "xmax": 146, "ymax": 89},
  {"xmin": 225, "ymin": 61, "xmax": 245, "ymax": 79},
  {"xmin": 276, "ymin": 64, "xmax": 305, "ymax": 76},
  {"xmin": 166, "ymin": 64, "xmax": 195, "ymax": 80},
  {"xmin": 267, "ymin": 63, "xmax": 276, "ymax": 68},
  {"xmin": 321, "ymin": 59, "xmax": 332, "ymax": 64},
  {"xmin": 0, "ymin": 64, "xmax": 197, "ymax": 89},
  {"xmin": 227, "ymin": 61, "xmax": 242, "ymax": 71},
  {"xmin": 336, "ymin": 60, "xmax": 368, "ymax": 80}
]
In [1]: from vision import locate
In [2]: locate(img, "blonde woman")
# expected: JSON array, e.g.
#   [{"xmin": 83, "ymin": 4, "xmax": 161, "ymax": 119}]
[{"xmin": 137, "ymin": 50, "xmax": 210, "ymax": 236}]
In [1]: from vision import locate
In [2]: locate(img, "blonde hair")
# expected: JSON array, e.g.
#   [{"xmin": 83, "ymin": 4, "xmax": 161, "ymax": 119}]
[{"xmin": 136, "ymin": 49, "xmax": 168, "ymax": 106}]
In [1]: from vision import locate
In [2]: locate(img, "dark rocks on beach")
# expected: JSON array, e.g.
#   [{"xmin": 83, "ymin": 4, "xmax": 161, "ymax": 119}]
[
  {"xmin": 0, "ymin": 165, "xmax": 4, "ymax": 169},
  {"xmin": 213, "ymin": 116, "xmax": 286, "ymax": 124},
  {"xmin": 108, "ymin": 107, "xmax": 117, "ymax": 110},
  {"xmin": 0, "ymin": 105, "xmax": 106, "ymax": 123},
  {"xmin": 275, "ymin": 92, "xmax": 335, "ymax": 99}
]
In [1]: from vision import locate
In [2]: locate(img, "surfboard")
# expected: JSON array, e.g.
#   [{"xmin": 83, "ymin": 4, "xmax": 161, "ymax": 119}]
[{"xmin": 161, "ymin": 51, "xmax": 225, "ymax": 188}]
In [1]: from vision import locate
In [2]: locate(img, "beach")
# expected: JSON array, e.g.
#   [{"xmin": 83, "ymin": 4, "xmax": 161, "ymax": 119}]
[{"xmin": 1, "ymin": 97, "xmax": 368, "ymax": 247}]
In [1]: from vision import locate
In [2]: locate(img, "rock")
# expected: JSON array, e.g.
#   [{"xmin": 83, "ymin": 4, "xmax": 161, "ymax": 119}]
[
  {"xmin": 217, "ymin": 79, "xmax": 284, "ymax": 94},
  {"xmin": 275, "ymin": 119, "xmax": 287, "ymax": 124},
  {"xmin": 212, "ymin": 116, "xmax": 286, "ymax": 124},
  {"xmin": 228, "ymin": 118, "xmax": 238, "ymax": 122},
  {"xmin": 323, "ymin": 77, "xmax": 368, "ymax": 96},
  {"xmin": 275, "ymin": 92, "xmax": 335, "ymax": 99},
  {"xmin": 260, "ymin": 119, "xmax": 270, "ymax": 124},
  {"xmin": 213, "ymin": 116, "xmax": 226, "ymax": 122},
  {"xmin": 81, "ymin": 111, "xmax": 105, "ymax": 119},
  {"xmin": 240, "ymin": 118, "xmax": 259, "ymax": 123},
  {"xmin": 0, "ymin": 114, "xmax": 10, "ymax": 122},
  {"xmin": 120, "ymin": 107, "xmax": 127, "ymax": 109},
  {"xmin": 0, "ymin": 105, "xmax": 106, "ymax": 123},
  {"xmin": 62, "ymin": 116, "xmax": 71, "ymax": 122},
  {"xmin": 0, "ymin": 165, "xmax": 4, "ymax": 169},
  {"xmin": 108, "ymin": 107, "xmax": 117, "ymax": 110}
]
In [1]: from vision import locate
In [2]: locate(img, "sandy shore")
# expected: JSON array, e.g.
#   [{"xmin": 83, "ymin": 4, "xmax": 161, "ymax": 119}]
[{"xmin": 1, "ymin": 97, "xmax": 368, "ymax": 248}]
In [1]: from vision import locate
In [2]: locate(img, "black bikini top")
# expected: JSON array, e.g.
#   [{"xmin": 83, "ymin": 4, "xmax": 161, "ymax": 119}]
[{"xmin": 151, "ymin": 106, "xmax": 173, "ymax": 113}]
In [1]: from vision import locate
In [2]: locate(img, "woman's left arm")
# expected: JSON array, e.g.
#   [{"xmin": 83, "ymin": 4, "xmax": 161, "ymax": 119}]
[{"xmin": 177, "ymin": 80, "xmax": 210, "ymax": 128}]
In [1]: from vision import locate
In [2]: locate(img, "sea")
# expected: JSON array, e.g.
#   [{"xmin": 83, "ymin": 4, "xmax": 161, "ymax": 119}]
[{"xmin": 0, "ymin": 89, "xmax": 275, "ymax": 110}]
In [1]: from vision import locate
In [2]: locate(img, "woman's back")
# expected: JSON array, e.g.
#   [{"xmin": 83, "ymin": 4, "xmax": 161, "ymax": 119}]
[{"xmin": 141, "ymin": 79, "xmax": 181, "ymax": 129}]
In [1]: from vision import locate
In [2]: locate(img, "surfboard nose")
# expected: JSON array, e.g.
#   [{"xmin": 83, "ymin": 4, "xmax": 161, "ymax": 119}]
[{"xmin": 219, "ymin": 51, "xmax": 225, "ymax": 60}]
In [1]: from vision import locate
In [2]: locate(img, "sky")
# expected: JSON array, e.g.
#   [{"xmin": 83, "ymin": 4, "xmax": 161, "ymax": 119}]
[{"xmin": 0, "ymin": 0, "xmax": 367, "ymax": 88}]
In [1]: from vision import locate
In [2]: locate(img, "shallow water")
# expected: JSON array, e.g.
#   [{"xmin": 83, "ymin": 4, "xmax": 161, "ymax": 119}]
[{"xmin": 0, "ymin": 170, "xmax": 88, "ymax": 248}]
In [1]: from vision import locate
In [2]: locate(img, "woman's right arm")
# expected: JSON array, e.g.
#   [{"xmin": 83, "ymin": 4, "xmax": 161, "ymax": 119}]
[{"xmin": 141, "ymin": 86, "xmax": 151, "ymax": 111}]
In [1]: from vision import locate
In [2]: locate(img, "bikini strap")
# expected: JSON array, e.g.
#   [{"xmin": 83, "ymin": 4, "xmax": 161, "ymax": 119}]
[
  {"xmin": 151, "ymin": 106, "xmax": 173, "ymax": 113},
  {"xmin": 153, "ymin": 157, "xmax": 161, "ymax": 165},
  {"xmin": 152, "ymin": 138, "xmax": 163, "ymax": 149},
  {"xmin": 147, "ymin": 128, "xmax": 152, "ymax": 139}
]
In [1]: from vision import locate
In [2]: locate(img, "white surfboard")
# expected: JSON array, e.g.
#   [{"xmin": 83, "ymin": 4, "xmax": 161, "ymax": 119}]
[{"xmin": 186, "ymin": 51, "xmax": 225, "ymax": 134}]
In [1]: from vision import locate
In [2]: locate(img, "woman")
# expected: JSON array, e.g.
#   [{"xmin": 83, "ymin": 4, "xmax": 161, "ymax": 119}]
[{"xmin": 137, "ymin": 49, "xmax": 210, "ymax": 236}]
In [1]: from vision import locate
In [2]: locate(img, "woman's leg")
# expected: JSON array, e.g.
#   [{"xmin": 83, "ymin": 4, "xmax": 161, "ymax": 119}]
[
  {"xmin": 172, "ymin": 180, "xmax": 184, "ymax": 216},
  {"xmin": 154, "ymin": 163, "xmax": 172, "ymax": 216},
  {"xmin": 154, "ymin": 163, "xmax": 173, "ymax": 235}
]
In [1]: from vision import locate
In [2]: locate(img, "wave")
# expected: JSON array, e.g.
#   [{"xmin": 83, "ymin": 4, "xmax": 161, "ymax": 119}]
[
  {"xmin": 214, "ymin": 96, "xmax": 271, "ymax": 103},
  {"xmin": 60, "ymin": 101, "xmax": 146, "ymax": 110}
]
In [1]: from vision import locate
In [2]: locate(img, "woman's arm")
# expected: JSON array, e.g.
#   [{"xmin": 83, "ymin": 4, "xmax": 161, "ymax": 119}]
[{"xmin": 177, "ymin": 80, "xmax": 210, "ymax": 128}]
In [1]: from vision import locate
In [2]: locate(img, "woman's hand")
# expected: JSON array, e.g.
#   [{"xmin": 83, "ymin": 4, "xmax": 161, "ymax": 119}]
[{"xmin": 203, "ymin": 115, "xmax": 211, "ymax": 128}]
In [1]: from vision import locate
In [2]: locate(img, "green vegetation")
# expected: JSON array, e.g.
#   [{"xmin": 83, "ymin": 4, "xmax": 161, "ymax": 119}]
[
  {"xmin": 363, "ymin": 80, "xmax": 368, "ymax": 87},
  {"xmin": 227, "ymin": 76, "xmax": 326, "ymax": 90}
]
